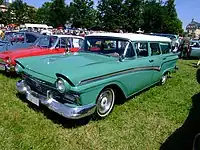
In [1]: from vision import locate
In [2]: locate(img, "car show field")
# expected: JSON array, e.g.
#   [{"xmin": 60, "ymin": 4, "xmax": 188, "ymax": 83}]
[{"xmin": 0, "ymin": 59, "xmax": 199, "ymax": 150}]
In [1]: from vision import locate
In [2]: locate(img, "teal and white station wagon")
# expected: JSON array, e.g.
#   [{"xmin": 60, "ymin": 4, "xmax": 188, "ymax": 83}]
[{"xmin": 16, "ymin": 33, "xmax": 178, "ymax": 120}]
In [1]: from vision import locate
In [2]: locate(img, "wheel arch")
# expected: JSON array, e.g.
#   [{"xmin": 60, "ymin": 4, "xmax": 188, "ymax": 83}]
[{"xmin": 97, "ymin": 83, "xmax": 126, "ymax": 104}]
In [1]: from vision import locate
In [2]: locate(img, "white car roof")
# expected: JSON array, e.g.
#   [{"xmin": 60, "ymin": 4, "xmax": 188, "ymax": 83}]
[
  {"xmin": 53, "ymin": 34, "xmax": 84, "ymax": 39},
  {"xmin": 86, "ymin": 33, "xmax": 171, "ymax": 42}
]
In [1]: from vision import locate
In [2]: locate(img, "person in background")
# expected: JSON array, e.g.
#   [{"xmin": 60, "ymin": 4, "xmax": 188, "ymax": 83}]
[
  {"xmin": 180, "ymin": 35, "xmax": 190, "ymax": 59},
  {"xmin": 0, "ymin": 29, "xmax": 4, "ymax": 40}
]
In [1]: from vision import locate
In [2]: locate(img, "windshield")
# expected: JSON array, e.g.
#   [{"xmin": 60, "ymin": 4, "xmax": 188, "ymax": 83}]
[
  {"xmin": 33, "ymin": 35, "xmax": 58, "ymax": 48},
  {"xmin": 80, "ymin": 37, "xmax": 129, "ymax": 57}
]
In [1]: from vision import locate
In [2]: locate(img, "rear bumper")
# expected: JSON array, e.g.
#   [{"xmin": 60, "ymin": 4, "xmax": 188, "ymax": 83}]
[{"xmin": 16, "ymin": 80, "xmax": 96, "ymax": 119}]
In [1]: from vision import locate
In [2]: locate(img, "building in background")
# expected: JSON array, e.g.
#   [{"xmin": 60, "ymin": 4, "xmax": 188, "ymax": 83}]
[
  {"xmin": 0, "ymin": 0, "xmax": 13, "ymax": 12},
  {"xmin": 186, "ymin": 19, "xmax": 200, "ymax": 39}
]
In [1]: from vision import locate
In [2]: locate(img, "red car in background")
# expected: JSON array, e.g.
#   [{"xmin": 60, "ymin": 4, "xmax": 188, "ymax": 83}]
[{"xmin": 0, "ymin": 34, "xmax": 84, "ymax": 73}]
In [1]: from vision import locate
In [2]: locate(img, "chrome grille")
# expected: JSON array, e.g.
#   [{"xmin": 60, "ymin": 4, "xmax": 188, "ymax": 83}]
[{"xmin": 23, "ymin": 74, "xmax": 75, "ymax": 104}]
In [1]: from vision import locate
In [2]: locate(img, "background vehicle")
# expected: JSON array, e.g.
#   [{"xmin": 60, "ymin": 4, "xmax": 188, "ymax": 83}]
[
  {"xmin": 0, "ymin": 32, "xmax": 41, "ymax": 52},
  {"xmin": 0, "ymin": 34, "xmax": 84, "ymax": 73}
]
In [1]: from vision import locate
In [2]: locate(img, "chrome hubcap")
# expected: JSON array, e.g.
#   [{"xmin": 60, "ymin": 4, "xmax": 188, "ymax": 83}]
[
  {"xmin": 97, "ymin": 88, "xmax": 115, "ymax": 117},
  {"xmin": 162, "ymin": 75, "xmax": 167, "ymax": 84}
]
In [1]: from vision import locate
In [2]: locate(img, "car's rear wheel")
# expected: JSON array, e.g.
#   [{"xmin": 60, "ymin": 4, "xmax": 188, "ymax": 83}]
[{"xmin": 94, "ymin": 88, "xmax": 115, "ymax": 119}]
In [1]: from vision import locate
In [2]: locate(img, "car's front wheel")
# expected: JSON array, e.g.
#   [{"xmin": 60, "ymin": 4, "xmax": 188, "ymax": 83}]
[{"xmin": 94, "ymin": 88, "xmax": 115, "ymax": 119}]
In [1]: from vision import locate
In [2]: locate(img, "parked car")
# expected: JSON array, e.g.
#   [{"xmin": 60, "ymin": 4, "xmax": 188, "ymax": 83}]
[
  {"xmin": 16, "ymin": 33, "xmax": 178, "ymax": 120},
  {"xmin": 190, "ymin": 40, "xmax": 200, "ymax": 57},
  {"xmin": 0, "ymin": 32, "xmax": 41, "ymax": 51},
  {"xmin": 0, "ymin": 34, "xmax": 84, "ymax": 73}
]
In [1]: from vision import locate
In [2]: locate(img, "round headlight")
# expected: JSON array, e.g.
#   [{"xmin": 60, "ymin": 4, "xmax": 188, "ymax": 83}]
[{"xmin": 56, "ymin": 79, "xmax": 65, "ymax": 93}]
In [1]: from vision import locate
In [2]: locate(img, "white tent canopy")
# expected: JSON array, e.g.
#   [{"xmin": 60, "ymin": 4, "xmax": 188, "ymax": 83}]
[{"xmin": 20, "ymin": 24, "xmax": 49, "ymax": 29}]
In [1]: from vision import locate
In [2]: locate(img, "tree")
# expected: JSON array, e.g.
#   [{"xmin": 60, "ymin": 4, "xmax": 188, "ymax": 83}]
[
  {"xmin": 49, "ymin": 0, "xmax": 67, "ymax": 27},
  {"xmin": 36, "ymin": 2, "xmax": 52, "ymax": 25},
  {"xmin": 69, "ymin": 0, "xmax": 96, "ymax": 29},
  {"xmin": 0, "ymin": 0, "xmax": 3, "ymax": 5},
  {"xmin": 97, "ymin": 0, "xmax": 124, "ymax": 31},
  {"xmin": 26, "ymin": 6, "xmax": 37, "ymax": 23},
  {"xmin": 123, "ymin": 0, "xmax": 144, "ymax": 32},
  {"xmin": 163, "ymin": 0, "xmax": 183, "ymax": 34},
  {"xmin": 142, "ymin": 0, "xmax": 165, "ymax": 33},
  {"xmin": 8, "ymin": 0, "xmax": 28, "ymax": 25}
]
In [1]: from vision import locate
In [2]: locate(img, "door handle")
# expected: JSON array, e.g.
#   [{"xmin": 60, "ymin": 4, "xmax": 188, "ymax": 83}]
[
  {"xmin": 163, "ymin": 58, "xmax": 166, "ymax": 60},
  {"xmin": 149, "ymin": 60, "xmax": 154, "ymax": 62}
]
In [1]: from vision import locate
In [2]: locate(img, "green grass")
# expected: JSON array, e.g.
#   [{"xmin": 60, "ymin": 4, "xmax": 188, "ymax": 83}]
[{"xmin": 0, "ymin": 59, "xmax": 199, "ymax": 150}]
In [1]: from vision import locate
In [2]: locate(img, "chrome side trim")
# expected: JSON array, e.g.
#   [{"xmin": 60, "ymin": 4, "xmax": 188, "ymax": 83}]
[
  {"xmin": 16, "ymin": 80, "xmax": 96, "ymax": 119},
  {"xmin": 78, "ymin": 66, "xmax": 161, "ymax": 86}
]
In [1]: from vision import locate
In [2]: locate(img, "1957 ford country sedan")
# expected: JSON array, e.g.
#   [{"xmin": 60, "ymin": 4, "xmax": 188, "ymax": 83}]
[{"xmin": 15, "ymin": 33, "xmax": 178, "ymax": 120}]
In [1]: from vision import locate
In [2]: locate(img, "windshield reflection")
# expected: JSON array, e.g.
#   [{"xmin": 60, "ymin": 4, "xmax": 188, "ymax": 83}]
[
  {"xmin": 80, "ymin": 37, "xmax": 129, "ymax": 57},
  {"xmin": 33, "ymin": 35, "xmax": 58, "ymax": 48}
]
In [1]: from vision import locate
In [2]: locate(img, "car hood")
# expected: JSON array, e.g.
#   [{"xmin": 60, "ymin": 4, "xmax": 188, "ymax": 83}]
[{"xmin": 17, "ymin": 52, "xmax": 122, "ymax": 86}]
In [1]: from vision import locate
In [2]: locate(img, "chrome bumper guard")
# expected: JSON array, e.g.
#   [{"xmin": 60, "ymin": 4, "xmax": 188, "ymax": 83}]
[
  {"xmin": 16, "ymin": 80, "xmax": 96, "ymax": 119},
  {"xmin": 0, "ymin": 63, "xmax": 15, "ymax": 72}
]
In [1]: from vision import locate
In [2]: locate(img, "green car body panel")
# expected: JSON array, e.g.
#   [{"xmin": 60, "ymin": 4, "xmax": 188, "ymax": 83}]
[
  {"xmin": 16, "ymin": 52, "xmax": 177, "ymax": 105},
  {"xmin": 16, "ymin": 33, "xmax": 178, "ymax": 119}
]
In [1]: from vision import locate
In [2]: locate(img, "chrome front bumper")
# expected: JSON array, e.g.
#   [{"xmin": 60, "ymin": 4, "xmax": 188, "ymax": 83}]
[{"xmin": 16, "ymin": 80, "xmax": 96, "ymax": 119}]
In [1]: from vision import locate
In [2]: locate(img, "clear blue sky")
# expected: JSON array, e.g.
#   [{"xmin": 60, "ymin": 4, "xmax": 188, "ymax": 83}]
[{"xmin": 23, "ymin": 0, "xmax": 200, "ymax": 30}]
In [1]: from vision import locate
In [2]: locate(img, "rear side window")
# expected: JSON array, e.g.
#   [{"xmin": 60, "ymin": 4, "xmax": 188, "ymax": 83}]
[
  {"xmin": 160, "ymin": 42, "xmax": 171, "ymax": 54},
  {"xmin": 150, "ymin": 43, "xmax": 161, "ymax": 55}
]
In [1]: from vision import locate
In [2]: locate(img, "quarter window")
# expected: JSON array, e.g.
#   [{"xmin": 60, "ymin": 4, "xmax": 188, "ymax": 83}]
[
  {"xmin": 150, "ymin": 43, "xmax": 161, "ymax": 55},
  {"xmin": 134, "ymin": 42, "xmax": 149, "ymax": 57},
  {"xmin": 160, "ymin": 42, "xmax": 171, "ymax": 54}
]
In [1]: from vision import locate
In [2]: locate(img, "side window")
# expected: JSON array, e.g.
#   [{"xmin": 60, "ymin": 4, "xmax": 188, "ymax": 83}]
[
  {"xmin": 72, "ymin": 38, "xmax": 83, "ymax": 48},
  {"xmin": 134, "ymin": 42, "xmax": 149, "ymax": 57},
  {"xmin": 26, "ymin": 34, "xmax": 37, "ymax": 43},
  {"xmin": 103, "ymin": 40, "xmax": 117, "ymax": 51},
  {"xmin": 125, "ymin": 43, "xmax": 135, "ymax": 58},
  {"xmin": 58, "ymin": 37, "xmax": 71, "ymax": 48},
  {"xmin": 150, "ymin": 43, "xmax": 161, "ymax": 55},
  {"xmin": 160, "ymin": 42, "xmax": 171, "ymax": 54}
]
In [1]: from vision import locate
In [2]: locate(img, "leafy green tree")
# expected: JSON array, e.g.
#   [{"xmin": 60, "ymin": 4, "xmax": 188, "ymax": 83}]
[
  {"xmin": 123, "ymin": 0, "xmax": 144, "ymax": 32},
  {"xmin": 69, "ymin": 0, "xmax": 96, "ymax": 29},
  {"xmin": 36, "ymin": 2, "xmax": 52, "ymax": 25},
  {"xmin": 49, "ymin": 0, "xmax": 67, "ymax": 27},
  {"xmin": 142, "ymin": 0, "xmax": 165, "ymax": 33},
  {"xmin": 97, "ymin": 0, "xmax": 124, "ymax": 31},
  {"xmin": 0, "ymin": 0, "xmax": 3, "ymax": 5},
  {"xmin": 163, "ymin": 0, "xmax": 183, "ymax": 34},
  {"xmin": 8, "ymin": 0, "xmax": 28, "ymax": 25},
  {"xmin": 26, "ymin": 6, "xmax": 37, "ymax": 23}
]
